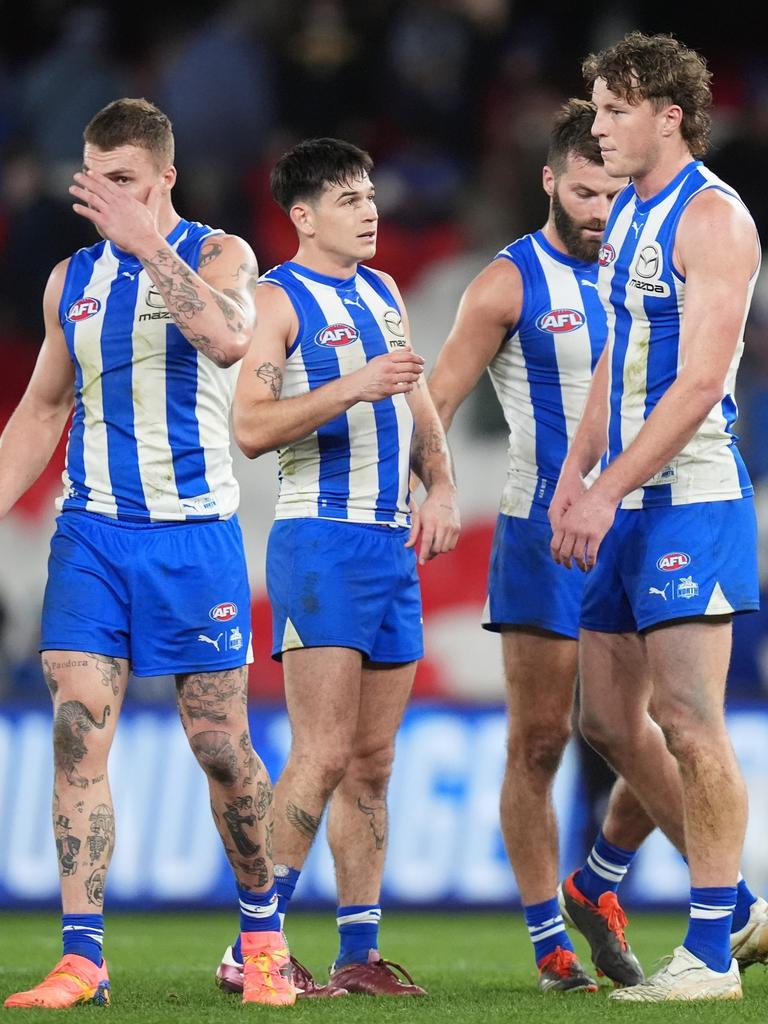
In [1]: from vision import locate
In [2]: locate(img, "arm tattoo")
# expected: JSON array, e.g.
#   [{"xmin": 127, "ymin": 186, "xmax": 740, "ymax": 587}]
[
  {"xmin": 53, "ymin": 702, "xmax": 111, "ymax": 789},
  {"xmin": 199, "ymin": 241, "xmax": 223, "ymax": 268},
  {"xmin": 286, "ymin": 801, "xmax": 321, "ymax": 841},
  {"xmin": 255, "ymin": 362, "xmax": 283, "ymax": 400},
  {"xmin": 357, "ymin": 796, "xmax": 387, "ymax": 850},
  {"xmin": 42, "ymin": 657, "xmax": 59, "ymax": 697},
  {"xmin": 237, "ymin": 261, "xmax": 259, "ymax": 296},
  {"xmin": 410, "ymin": 424, "xmax": 451, "ymax": 489},
  {"xmin": 140, "ymin": 248, "xmax": 206, "ymax": 320}
]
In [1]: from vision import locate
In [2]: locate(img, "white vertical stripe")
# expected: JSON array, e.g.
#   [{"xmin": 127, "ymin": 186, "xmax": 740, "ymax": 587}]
[
  {"xmin": 74, "ymin": 247, "xmax": 118, "ymax": 516},
  {"xmin": 356, "ymin": 275, "xmax": 413, "ymax": 517},
  {"xmin": 302, "ymin": 276, "xmax": 380, "ymax": 523},
  {"xmin": 277, "ymin": 342, "xmax": 321, "ymax": 512}
]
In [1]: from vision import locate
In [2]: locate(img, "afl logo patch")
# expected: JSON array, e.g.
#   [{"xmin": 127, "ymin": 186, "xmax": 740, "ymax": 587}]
[
  {"xmin": 209, "ymin": 602, "xmax": 238, "ymax": 622},
  {"xmin": 598, "ymin": 242, "xmax": 616, "ymax": 267},
  {"xmin": 315, "ymin": 323, "xmax": 360, "ymax": 348},
  {"xmin": 656, "ymin": 552, "xmax": 691, "ymax": 572},
  {"xmin": 66, "ymin": 297, "xmax": 101, "ymax": 322},
  {"xmin": 536, "ymin": 308, "xmax": 585, "ymax": 333}
]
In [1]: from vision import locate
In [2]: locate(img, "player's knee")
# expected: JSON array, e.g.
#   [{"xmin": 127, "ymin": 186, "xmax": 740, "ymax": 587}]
[
  {"xmin": 508, "ymin": 724, "xmax": 570, "ymax": 777},
  {"xmin": 578, "ymin": 708, "xmax": 617, "ymax": 759},
  {"xmin": 189, "ymin": 731, "xmax": 242, "ymax": 787},
  {"xmin": 346, "ymin": 743, "xmax": 395, "ymax": 793}
]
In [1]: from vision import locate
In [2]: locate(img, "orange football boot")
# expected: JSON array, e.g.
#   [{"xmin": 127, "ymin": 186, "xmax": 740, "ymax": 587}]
[
  {"xmin": 241, "ymin": 931, "xmax": 296, "ymax": 1006},
  {"xmin": 4, "ymin": 954, "xmax": 110, "ymax": 1009}
]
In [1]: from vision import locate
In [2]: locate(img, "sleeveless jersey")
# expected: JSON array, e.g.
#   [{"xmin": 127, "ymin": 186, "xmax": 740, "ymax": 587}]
[
  {"xmin": 598, "ymin": 161, "xmax": 757, "ymax": 509},
  {"xmin": 489, "ymin": 231, "xmax": 607, "ymax": 521},
  {"xmin": 261, "ymin": 261, "xmax": 413, "ymax": 526},
  {"xmin": 57, "ymin": 219, "xmax": 239, "ymax": 522}
]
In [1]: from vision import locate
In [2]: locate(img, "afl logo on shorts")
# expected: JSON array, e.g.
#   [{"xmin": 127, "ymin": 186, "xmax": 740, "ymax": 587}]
[
  {"xmin": 656, "ymin": 552, "xmax": 691, "ymax": 572},
  {"xmin": 536, "ymin": 309, "xmax": 585, "ymax": 333},
  {"xmin": 209, "ymin": 602, "xmax": 238, "ymax": 622},
  {"xmin": 598, "ymin": 242, "xmax": 616, "ymax": 267},
  {"xmin": 315, "ymin": 323, "xmax": 360, "ymax": 348},
  {"xmin": 66, "ymin": 297, "xmax": 101, "ymax": 322}
]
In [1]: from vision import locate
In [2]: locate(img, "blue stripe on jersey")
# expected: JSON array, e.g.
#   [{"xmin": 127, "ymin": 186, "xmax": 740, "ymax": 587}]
[
  {"xmin": 578, "ymin": 272, "xmax": 606, "ymax": 371},
  {"xmin": 100, "ymin": 274, "xmax": 143, "ymax": 517},
  {"xmin": 340, "ymin": 287, "xmax": 399, "ymax": 522},
  {"xmin": 286, "ymin": 274, "xmax": 352, "ymax": 517},
  {"xmin": 164, "ymin": 322, "xmax": 210, "ymax": 502},
  {"xmin": 60, "ymin": 249, "xmax": 104, "ymax": 510},
  {"xmin": 515, "ymin": 254, "xmax": 569, "ymax": 487},
  {"xmin": 606, "ymin": 209, "xmax": 642, "ymax": 464}
]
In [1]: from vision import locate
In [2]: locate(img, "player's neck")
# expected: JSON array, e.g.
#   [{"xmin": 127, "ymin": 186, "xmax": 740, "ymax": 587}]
[
  {"xmin": 291, "ymin": 244, "xmax": 359, "ymax": 280},
  {"xmin": 156, "ymin": 203, "xmax": 181, "ymax": 240},
  {"xmin": 632, "ymin": 147, "xmax": 695, "ymax": 202},
  {"xmin": 540, "ymin": 221, "xmax": 569, "ymax": 257}
]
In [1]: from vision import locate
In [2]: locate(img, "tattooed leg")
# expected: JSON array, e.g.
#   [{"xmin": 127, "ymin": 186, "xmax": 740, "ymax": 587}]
[
  {"xmin": 327, "ymin": 661, "xmax": 416, "ymax": 905},
  {"xmin": 271, "ymin": 648, "xmax": 363, "ymax": 870},
  {"xmin": 44, "ymin": 651, "xmax": 128, "ymax": 913},
  {"xmin": 176, "ymin": 667, "xmax": 275, "ymax": 892}
]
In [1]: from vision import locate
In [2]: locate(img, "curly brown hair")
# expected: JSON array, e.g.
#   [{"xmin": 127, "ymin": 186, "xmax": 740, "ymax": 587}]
[
  {"xmin": 547, "ymin": 98, "xmax": 601, "ymax": 176},
  {"xmin": 582, "ymin": 31, "xmax": 712, "ymax": 158},
  {"xmin": 84, "ymin": 98, "xmax": 174, "ymax": 167}
]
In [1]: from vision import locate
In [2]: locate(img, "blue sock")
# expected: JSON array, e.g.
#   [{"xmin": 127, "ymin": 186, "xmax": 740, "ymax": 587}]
[
  {"xmin": 336, "ymin": 904, "xmax": 381, "ymax": 967},
  {"xmin": 574, "ymin": 831, "xmax": 637, "ymax": 904},
  {"xmin": 732, "ymin": 875, "xmax": 756, "ymax": 933},
  {"xmin": 275, "ymin": 865, "xmax": 301, "ymax": 923},
  {"xmin": 232, "ymin": 866, "xmax": 300, "ymax": 964},
  {"xmin": 62, "ymin": 913, "xmax": 104, "ymax": 966},
  {"xmin": 684, "ymin": 885, "xmax": 736, "ymax": 972},
  {"xmin": 524, "ymin": 897, "xmax": 573, "ymax": 966},
  {"xmin": 238, "ymin": 882, "xmax": 280, "ymax": 937}
]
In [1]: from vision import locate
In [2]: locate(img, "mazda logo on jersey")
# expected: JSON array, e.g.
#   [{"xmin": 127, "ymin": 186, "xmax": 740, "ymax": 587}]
[
  {"xmin": 66, "ymin": 297, "xmax": 101, "ymax": 322},
  {"xmin": 536, "ymin": 308, "xmax": 585, "ymax": 333},
  {"xmin": 635, "ymin": 244, "xmax": 662, "ymax": 279},
  {"xmin": 598, "ymin": 242, "xmax": 616, "ymax": 267},
  {"xmin": 315, "ymin": 323, "xmax": 360, "ymax": 347}
]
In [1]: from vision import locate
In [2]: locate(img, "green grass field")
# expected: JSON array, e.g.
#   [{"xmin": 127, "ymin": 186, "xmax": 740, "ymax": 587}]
[{"xmin": 1, "ymin": 911, "xmax": 766, "ymax": 1022}]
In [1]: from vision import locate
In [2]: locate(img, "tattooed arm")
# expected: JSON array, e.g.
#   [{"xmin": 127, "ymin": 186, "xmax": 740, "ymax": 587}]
[
  {"xmin": 233, "ymin": 283, "xmax": 425, "ymax": 459},
  {"xmin": 69, "ymin": 169, "xmax": 257, "ymax": 368}
]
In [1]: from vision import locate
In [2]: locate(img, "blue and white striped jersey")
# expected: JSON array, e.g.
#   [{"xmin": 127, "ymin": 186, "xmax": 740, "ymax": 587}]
[
  {"xmin": 598, "ymin": 161, "xmax": 757, "ymax": 509},
  {"xmin": 489, "ymin": 231, "xmax": 607, "ymax": 521},
  {"xmin": 56, "ymin": 219, "xmax": 240, "ymax": 522},
  {"xmin": 262, "ymin": 261, "xmax": 413, "ymax": 526}
]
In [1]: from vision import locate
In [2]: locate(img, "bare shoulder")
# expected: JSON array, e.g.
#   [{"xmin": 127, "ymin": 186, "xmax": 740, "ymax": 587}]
[
  {"xmin": 678, "ymin": 188, "xmax": 758, "ymax": 265},
  {"xmin": 200, "ymin": 232, "xmax": 257, "ymax": 264},
  {"xmin": 43, "ymin": 257, "xmax": 71, "ymax": 314},
  {"xmin": 461, "ymin": 256, "xmax": 523, "ymax": 323}
]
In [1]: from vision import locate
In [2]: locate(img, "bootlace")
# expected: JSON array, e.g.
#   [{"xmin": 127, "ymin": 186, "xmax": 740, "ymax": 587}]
[{"xmin": 597, "ymin": 892, "xmax": 629, "ymax": 949}]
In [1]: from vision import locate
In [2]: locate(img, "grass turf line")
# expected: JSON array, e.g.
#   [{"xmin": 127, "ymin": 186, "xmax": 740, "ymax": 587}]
[{"xmin": 0, "ymin": 911, "xmax": 766, "ymax": 1022}]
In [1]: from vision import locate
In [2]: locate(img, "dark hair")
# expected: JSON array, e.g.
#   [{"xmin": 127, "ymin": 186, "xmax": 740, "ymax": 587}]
[
  {"xmin": 270, "ymin": 137, "xmax": 374, "ymax": 212},
  {"xmin": 84, "ymin": 98, "xmax": 174, "ymax": 166},
  {"xmin": 582, "ymin": 31, "xmax": 712, "ymax": 158},
  {"xmin": 547, "ymin": 98, "xmax": 602, "ymax": 176}
]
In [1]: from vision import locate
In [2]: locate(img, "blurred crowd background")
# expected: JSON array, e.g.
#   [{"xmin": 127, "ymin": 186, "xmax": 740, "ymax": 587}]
[{"xmin": 2, "ymin": 0, "xmax": 768, "ymax": 706}]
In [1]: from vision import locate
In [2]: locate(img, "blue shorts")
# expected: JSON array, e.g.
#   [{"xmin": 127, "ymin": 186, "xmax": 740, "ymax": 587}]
[
  {"xmin": 267, "ymin": 518, "xmax": 423, "ymax": 663},
  {"xmin": 483, "ymin": 514, "xmax": 585, "ymax": 639},
  {"xmin": 580, "ymin": 498, "xmax": 760, "ymax": 633},
  {"xmin": 41, "ymin": 511, "xmax": 253, "ymax": 676}
]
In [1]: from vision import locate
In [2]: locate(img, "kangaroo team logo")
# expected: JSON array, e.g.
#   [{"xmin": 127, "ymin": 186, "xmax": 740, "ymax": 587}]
[
  {"xmin": 66, "ymin": 297, "xmax": 101, "ymax": 322},
  {"xmin": 315, "ymin": 323, "xmax": 360, "ymax": 348},
  {"xmin": 536, "ymin": 308, "xmax": 585, "ymax": 333}
]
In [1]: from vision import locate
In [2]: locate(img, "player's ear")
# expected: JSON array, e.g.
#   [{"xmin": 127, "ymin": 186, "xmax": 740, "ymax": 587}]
[
  {"xmin": 161, "ymin": 166, "xmax": 177, "ymax": 192},
  {"xmin": 542, "ymin": 165, "xmax": 555, "ymax": 198},
  {"xmin": 290, "ymin": 201, "xmax": 315, "ymax": 238}
]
